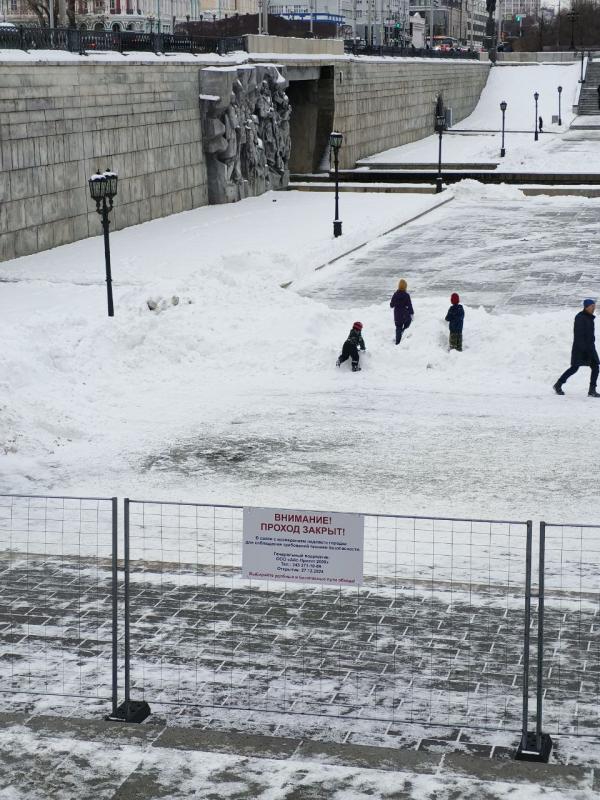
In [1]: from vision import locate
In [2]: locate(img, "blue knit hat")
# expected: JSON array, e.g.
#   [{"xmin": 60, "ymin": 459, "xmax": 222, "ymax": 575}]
[{"xmin": 583, "ymin": 298, "xmax": 596, "ymax": 308}]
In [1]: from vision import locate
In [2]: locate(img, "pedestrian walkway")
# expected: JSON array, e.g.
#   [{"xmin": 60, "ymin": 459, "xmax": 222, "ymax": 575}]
[
  {"xmin": 2, "ymin": 713, "xmax": 599, "ymax": 799},
  {"xmin": 298, "ymin": 194, "xmax": 600, "ymax": 312}
]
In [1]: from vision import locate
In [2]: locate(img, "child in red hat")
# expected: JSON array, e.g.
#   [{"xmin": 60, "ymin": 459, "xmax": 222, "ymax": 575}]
[
  {"xmin": 445, "ymin": 293, "xmax": 464, "ymax": 352},
  {"xmin": 336, "ymin": 321, "xmax": 366, "ymax": 372}
]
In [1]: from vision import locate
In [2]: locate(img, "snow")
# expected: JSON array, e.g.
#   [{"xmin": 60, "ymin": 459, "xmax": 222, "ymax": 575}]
[
  {"xmin": 1, "ymin": 182, "xmax": 599, "ymax": 531},
  {"xmin": 2, "ymin": 59, "xmax": 600, "ymax": 798},
  {"xmin": 1, "ymin": 721, "xmax": 597, "ymax": 799},
  {"xmin": 454, "ymin": 62, "xmax": 581, "ymax": 131},
  {"xmin": 360, "ymin": 62, "xmax": 592, "ymax": 174}
]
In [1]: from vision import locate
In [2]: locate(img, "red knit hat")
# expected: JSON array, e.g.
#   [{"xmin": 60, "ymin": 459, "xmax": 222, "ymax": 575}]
[
  {"xmin": 353, "ymin": 321, "xmax": 363, "ymax": 330},
  {"xmin": 451, "ymin": 293, "xmax": 459, "ymax": 305}
]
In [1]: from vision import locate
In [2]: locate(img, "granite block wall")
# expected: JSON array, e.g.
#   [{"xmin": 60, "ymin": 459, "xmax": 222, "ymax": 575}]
[
  {"xmin": 0, "ymin": 56, "xmax": 490, "ymax": 262},
  {"xmin": 0, "ymin": 61, "xmax": 208, "ymax": 262},
  {"xmin": 333, "ymin": 60, "xmax": 490, "ymax": 169}
]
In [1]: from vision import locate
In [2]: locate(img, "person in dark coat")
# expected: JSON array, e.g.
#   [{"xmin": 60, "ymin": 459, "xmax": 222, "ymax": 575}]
[
  {"xmin": 553, "ymin": 299, "xmax": 600, "ymax": 397},
  {"xmin": 445, "ymin": 292, "xmax": 465, "ymax": 351},
  {"xmin": 336, "ymin": 321, "xmax": 366, "ymax": 372},
  {"xmin": 390, "ymin": 279, "xmax": 414, "ymax": 344},
  {"xmin": 597, "ymin": 83, "xmax": 600, "ymax": 109},
  {"xmin": 538, "ymin": 116, "xmax": 543, "ymax": 133}
]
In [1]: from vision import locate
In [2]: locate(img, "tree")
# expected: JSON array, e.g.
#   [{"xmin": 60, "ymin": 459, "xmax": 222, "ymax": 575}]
[{"xmin": 25, "ymin": 0, "xmax": 76, "ymax": 27}]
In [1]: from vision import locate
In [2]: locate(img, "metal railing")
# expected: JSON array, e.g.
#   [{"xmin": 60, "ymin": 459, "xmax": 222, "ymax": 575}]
[
  {"xmin": 345, "ymin": 42, "xmax": 481, "ymax": 60},
  {"xmin": 122, "ymin": 499, "xmax": 531, "ymax": 733},
  {"xmin": 0, "ymin": 493, "xmax": 119, "ymax": 716},
  {"xmin": 0, "ymin": 26, "xmax": 245, "ymax": 56}
]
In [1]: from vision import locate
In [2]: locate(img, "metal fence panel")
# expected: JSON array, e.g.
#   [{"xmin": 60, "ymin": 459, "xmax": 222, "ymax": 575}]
[
  {"xmin": 125, "ymin": 500, "xmax": 530, "ymax": 733},
  {"xmin": 537, "ymin": 522, "xmax": 600, "ymax": 737},
  {"xmin": 0, "ymin": 494, "xmax": 118, "ymax": 713}
]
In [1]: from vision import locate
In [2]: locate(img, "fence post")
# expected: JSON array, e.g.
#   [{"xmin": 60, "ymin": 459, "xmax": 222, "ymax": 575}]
[
  {"xmin": 105, "ymin": 497, "xmax": 151, "ymax": 723},
  {"xmin": 110, "ymin": 496, "xmax": 119, "ymax": 718},
  {"xmin": 515, "ymin": 520, "xmax": 552, "ymax": 762},
  {"xmin": 536, "ymin": 522, "xmax": 552, "ymax": 757}
]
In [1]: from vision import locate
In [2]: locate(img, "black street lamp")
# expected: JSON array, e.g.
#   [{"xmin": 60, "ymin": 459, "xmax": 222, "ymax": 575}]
[
  {"xmin": 329, "ymin": 131, "xmax": 343, "ymax": 237},
  {"xmin": 88, "ymin": 168, "xmax": 118, "ymax": 317},
  {"xmin": 580, "ymin": 49, "xmax": 585, "ymax": 83},
  {"xmin": 500, "ymin": 100, "xmax": 507, "ymax": 157},
  {"xmin": 534, "ymin": 91, "xmax": 539, "ymax": 141},
  {"xmin": 434, "ymin": 95, "xmax": 446, "ymax": 193},
  {"xmin": 557, "ymin": 85, "xmax": 562, "ymax": 125}
]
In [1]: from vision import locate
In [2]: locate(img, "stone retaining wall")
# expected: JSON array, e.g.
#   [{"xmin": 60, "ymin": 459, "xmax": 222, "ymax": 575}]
[
  {"xmin": 334, "ymin": 60, "xmax": 490, "ymax": 169},
  {"xmin": 0, "ymin": 56, "xmax": 490, "ymax": 262},
  {"xmin": 0, "ymin": 61, "xmax": 207, "ymax": 262}
]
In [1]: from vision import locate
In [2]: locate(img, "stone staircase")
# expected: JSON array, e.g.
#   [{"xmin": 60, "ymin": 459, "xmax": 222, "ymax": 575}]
[{"xmin": 577, "ymin": 59, "xmax": 600, "ymax": 114}]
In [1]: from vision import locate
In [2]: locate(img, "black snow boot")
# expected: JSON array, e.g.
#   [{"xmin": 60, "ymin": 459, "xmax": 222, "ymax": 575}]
[
  {"xmin": 553, "ymin": 382, "xmax": 565, "ymax": 395},
  {"xmin": 352, "ymin": 364, "xmax": 361, "ymax": 372},
  {"xmin": 336, "ymin": 357, "xmax": 341, "ymax": 367},
  {"xmin": 588, "ymin": 389, "xmax": 600, "ymax": 397}
]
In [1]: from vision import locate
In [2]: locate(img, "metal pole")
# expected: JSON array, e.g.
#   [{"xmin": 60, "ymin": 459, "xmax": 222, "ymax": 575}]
[
  {"xmin": 534, "ymin": 97, "xmax": 538, "ymax": 141},
  {"xmin": 436, "ymin": 129, "xmax": 443, "ymax": 192},
  {"xmin": 520, "ymin": 520, "xmax": 533, "ymax": 751},
  {"xmin": 558, "ymin": 88, "xmax": 562, "ymax": 125},
  {"xmin": 309, "ymin": 0, "xmax": 313, "ymax": 34},
  {"xmin": 111, "ymin": 496, "xmax": 118, "ymax": 717},
  {"xmin": 333, "ymin": 148, "xmax": 342, "ymax": 237},
  {"xmin": 123, "ymin": 498, "xmax": 131, "ymax": 714},
  {"xmin": 501, "ymin": 110, "xmax": 505, "ymax": 157},
  {"xmin": 536, "ymin": 522, "xmax": 547, "ymax": 750},
  {"xmin": 580, "ymin": 49, "xmax": 585, "ymax": 83},
  {"xmin": 430, "ymin": 0, "xmax": 434, "ymax": 47},
  {"xmin": 101, "ymin": 198, "xmax": 115, "ymax": 317},
  {"xmin": 570, "ymin": 14, "xmax": 574, "ymax": 50}
]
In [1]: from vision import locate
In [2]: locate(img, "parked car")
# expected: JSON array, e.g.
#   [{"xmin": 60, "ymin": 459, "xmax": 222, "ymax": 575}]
[{"xmin": 0, "ymin": 22, "xmax": 17, "ymax": 28}]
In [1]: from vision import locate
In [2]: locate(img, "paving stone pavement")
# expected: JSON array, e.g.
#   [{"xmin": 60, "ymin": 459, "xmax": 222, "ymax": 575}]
[
  {"xmin": 0, "ymin": 554, "xmax": 598, "ymax": 742},
  {"xmin": 1, "ymin": 713, "xmax": 599, "ymax": 800},
  {"xmin": 297, "ymin": 196, "xmax": 600, "ymax": 312}
]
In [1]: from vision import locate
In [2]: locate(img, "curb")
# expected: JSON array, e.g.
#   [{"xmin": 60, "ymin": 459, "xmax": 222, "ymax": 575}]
[{"xmin": 280, "ymin": 192, "xmax": 455, "ymax": 289}]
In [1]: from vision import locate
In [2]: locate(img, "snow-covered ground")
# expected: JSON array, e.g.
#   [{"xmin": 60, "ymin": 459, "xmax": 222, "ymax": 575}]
[
  {"xmin": 360, "ymin": 62, "xmax": 594, "ymax": 173},
  {"xmin": 1, "ymin": 182, "xmax": 599, "ymax": 528}
]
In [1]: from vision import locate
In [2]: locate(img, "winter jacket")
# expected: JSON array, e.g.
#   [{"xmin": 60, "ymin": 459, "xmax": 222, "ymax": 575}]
[
  {"xmin": 346, "ymin": 328, "xmax": 366, "ymax": 350},
  {"xmin": 445, "ymin": 303, "xmax": 464, "ymax": 334},
  {"xmin": 571, "ymin": 310, "xmax": 599, "ymax": 367},
  {"xmin": 390, "ymin": 290, "xmax": 414, "ymax": 326}
]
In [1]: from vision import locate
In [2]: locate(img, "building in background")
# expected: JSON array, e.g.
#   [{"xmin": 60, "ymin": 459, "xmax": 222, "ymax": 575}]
[
  {"xmin": 2, "ymin": 0, "xmax": 258, "ymax": 30},
  {"xmin": 409, "ymin": 0, "xmax": 487, "ymax": 46}
]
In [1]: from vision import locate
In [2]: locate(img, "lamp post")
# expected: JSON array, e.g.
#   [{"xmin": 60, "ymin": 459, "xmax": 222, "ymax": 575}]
[
  {"xmin": 557, "ymin": 85, "xmax": 562, "ymax": 126},
  {"xmin": 534, "ymin": 91, "xmax": 539, "ymax": 141},
  {"xmin": 568, "ymin": 11, "xmax": 577, "ymax": 51},
  {"xmin": 434, "ymin": 94, "xmax": 446, "ymax": 193},
  {"xmin": 88, "ymin": 168, "xmax": 118, "ymax": 317},
  {"xmin": 580, "ymin": 49, "xmax": 585, "ymax": 83},
  {"xmin": 329, "ymin": 131, "xmax": 343, "ymax": 237},
  {"xmin": 500, "ymin": 100, "xmax": 507, "ymax": 157}
]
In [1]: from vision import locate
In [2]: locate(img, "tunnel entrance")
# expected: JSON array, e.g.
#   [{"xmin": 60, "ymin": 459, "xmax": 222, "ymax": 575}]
[{"xmin": 287, "ymin": 66, "xmax": 335, "ymax": 174}]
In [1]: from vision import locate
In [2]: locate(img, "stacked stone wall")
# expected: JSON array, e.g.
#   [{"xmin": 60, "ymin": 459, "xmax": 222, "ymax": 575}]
[
  {"xmin": 0, "ymin": 62, "xmax": 208, "ymax": 261},
  {"xmin": 0, "ymin": 56, "xmax": 490, "ymax": 262},
  {"xmin": 334, "ymin": 60, "xmax": 490, "ymax": 169}
]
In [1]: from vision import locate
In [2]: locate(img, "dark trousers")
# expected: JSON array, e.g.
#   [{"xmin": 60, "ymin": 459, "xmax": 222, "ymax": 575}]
[
  {"xmin": 339, "ymin": 340, "xmax": 359, "ymax": 367},
  {"xmin": 395, "ymin": 319, "xmax": 411, "ymax": 344},
  {"xmin": 558, "ymin": 361, "xmax": 599, "ymax": 391},
  {"xmin": 449, "ymin": 332, "xmax": 463, "ymax": 351}
]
